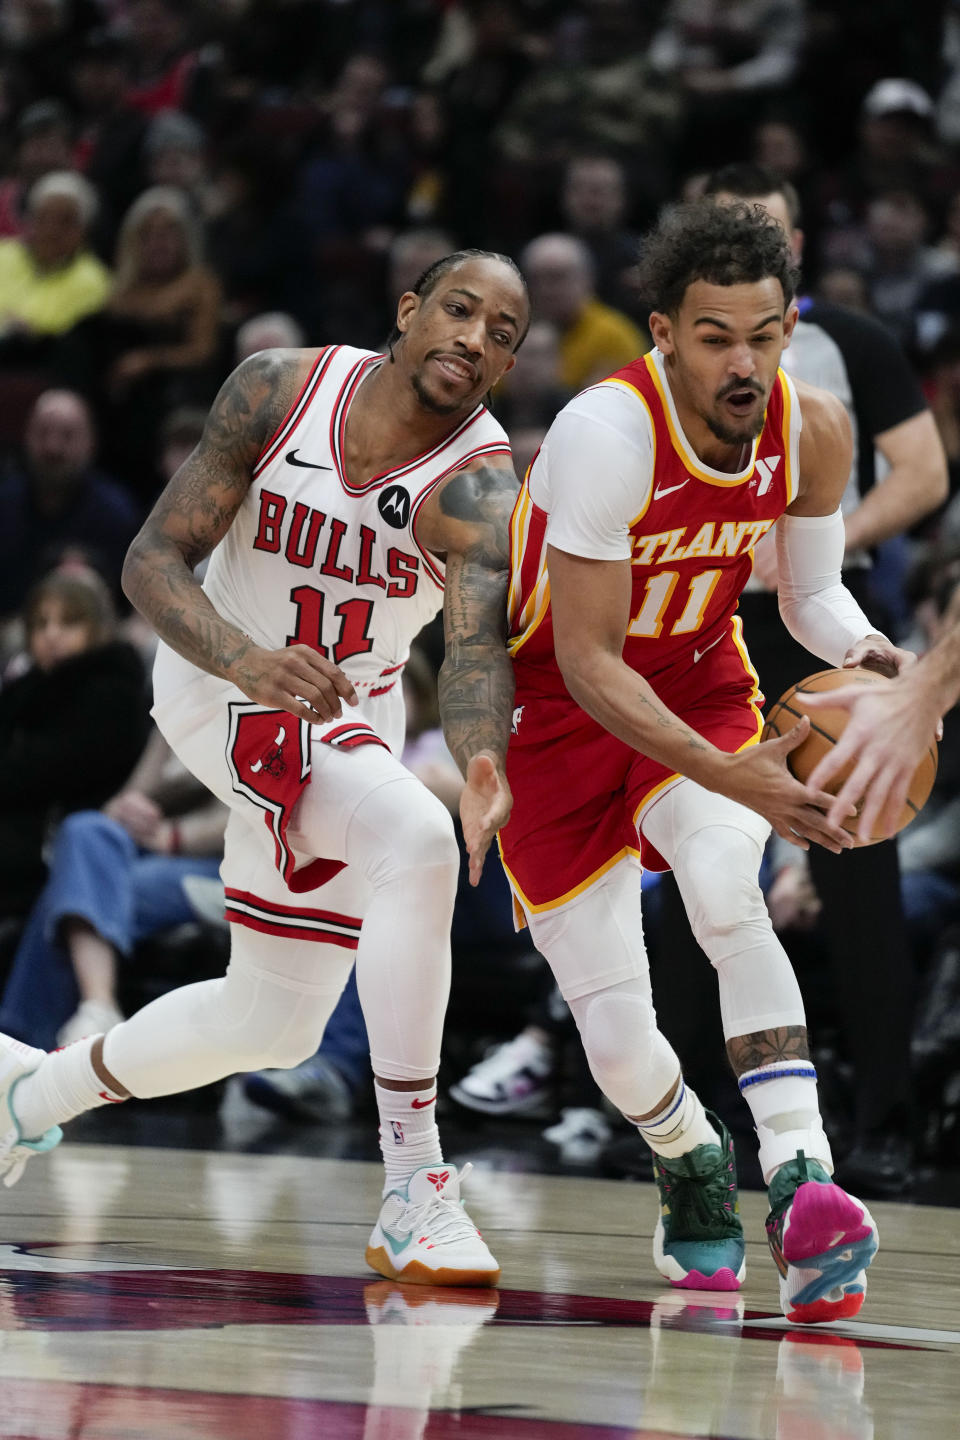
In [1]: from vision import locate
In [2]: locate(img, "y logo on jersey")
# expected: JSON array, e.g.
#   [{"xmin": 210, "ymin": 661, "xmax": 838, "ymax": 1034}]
[
  {"xmin": 753, "ymin": 455, "xmax": 781, "ymax": 497},
  {"xmin": 378, "ymin": 485, "xmax": 411, "ymax": 529}
]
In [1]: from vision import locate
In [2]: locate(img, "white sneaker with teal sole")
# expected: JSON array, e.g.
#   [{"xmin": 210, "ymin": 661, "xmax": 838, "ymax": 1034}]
[
  {"xmin": 365, "ymin": 1163, "xmax": 500, "ymax": 1287},
  {"xmin": 0, "ymin": 1033, "xmax": 62, "ymax": 1188}
]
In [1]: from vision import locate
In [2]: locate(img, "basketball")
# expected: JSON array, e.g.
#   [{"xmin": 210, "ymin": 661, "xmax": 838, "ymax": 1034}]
[{"xmin": 760, "ymin": 667, "xmax": 939, "ymax": 844}]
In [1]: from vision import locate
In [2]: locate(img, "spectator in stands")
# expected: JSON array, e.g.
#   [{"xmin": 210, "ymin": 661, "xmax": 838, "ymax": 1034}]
[
  {"xmin": 0, "ymin": 389, "xmax": 141, "ymax": 630},
  {"xmin": 70, "ymin": 29, "xmax": 149, "ymax": 238},
  {"xmin": 559, "ymin": 154, "xmax": 645, "ymax": 318},
  {"xmin": 387, "ymin": 228, "xmax": 457, "ymax": 307},
  {"xmin": 493, "ymin": 319, "xmax": 570, "ymax": 433},
  {"xmin": 65, "ymin": 185, "xmax": 222, "ymax": 495},
  {"xmin": 0, "ymin": 171, "xmax": 110, "ymax": 351},
  {"xmin": 0, "ymin": 729, "xmax": 226, "ymax": 1051},
  {"xmin": 123, "ymin": 0, "xmax": 200, "ymax": 118},
  {"xmin": 0, "ymin": 98, "xmax": 73, "ymax": 239},
  {"xmin": 521, "ymin": 232, "xmax": 646, "ymax": 390},
  {"xmin": 0, "ymin": 568, "xmax": 147, "ymax": 923},
  {"xmin": 234, "ymin": 311, "xmax": 305, "ymax": 366},
  {"xmin": 143, "ymin": 110, "xmax": 208, "ymax": 203},
  {"xmin": 862, "ymin": 190, "xmax": 957, "ymax": 346}
]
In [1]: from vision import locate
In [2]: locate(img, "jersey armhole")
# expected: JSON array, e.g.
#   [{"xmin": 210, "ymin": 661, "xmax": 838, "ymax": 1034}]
[{"xmin": 252, "ymin": 346, "xmax": 333, "ymax": 478}]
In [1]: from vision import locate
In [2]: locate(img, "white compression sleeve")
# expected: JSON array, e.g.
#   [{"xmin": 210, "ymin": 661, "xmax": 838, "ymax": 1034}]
[{"xmin": 775, "ymin": 508, "xmax": 883, "ymax": 667}]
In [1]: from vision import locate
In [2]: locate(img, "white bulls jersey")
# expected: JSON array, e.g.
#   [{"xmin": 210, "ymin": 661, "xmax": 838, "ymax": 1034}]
[{"xmin": 154, "ymin": 344, "xmax": 512, "ymax": 704}]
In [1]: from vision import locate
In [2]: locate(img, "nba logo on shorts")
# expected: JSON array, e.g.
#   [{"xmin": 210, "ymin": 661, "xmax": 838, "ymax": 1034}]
[{"xmin": 391, "ymin": 1120, "xmax": 405, "ymax": 1145}]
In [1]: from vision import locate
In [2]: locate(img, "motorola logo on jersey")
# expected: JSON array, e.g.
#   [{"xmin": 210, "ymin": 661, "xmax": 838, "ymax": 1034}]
[{"xmin": 378, "ymin": 485, "xmax": 411, "ymax": 529}]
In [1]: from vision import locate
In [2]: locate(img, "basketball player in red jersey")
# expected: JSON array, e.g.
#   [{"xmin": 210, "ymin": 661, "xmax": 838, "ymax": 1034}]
[
  {"xmin": 0, "ymin": 251, "xmax": 529, "ymax": 1288},
  {"xmin": 500, "ymin": 200, "xmax": 914, "ymax": 1323}
]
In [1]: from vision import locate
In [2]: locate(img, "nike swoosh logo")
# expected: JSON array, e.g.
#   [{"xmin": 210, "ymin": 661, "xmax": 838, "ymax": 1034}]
[
  {"xmin": 653, "ymin": 479, "xmax": 690, "ymax": 500},
  {"xmin": 693, "ymin": 635, "xmax": 724, "ymax": 663},
  {"xmin": 410, "ymin": 1096, "xmax": 436, "ymax": 1109},
  {"xmin": 285, "ymin": 450, "xmax": 332, "ymax": 470}
]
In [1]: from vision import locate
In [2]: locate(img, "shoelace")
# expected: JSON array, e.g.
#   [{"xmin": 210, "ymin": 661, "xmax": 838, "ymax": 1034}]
[
  {"xmin": 394, "ymin": 1163, "xmax": 480, "ymax": 1245},
  {"xmin": 661, "ymin": 1151, "xmax": 736, "ymax": 1235}
]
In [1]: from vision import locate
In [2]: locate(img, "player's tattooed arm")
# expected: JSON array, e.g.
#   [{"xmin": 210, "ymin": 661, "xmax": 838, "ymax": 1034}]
[
  {"xmin": 424, "ymin": 461, "xmax": 518, "ymax": 775},
  {"xmin": 420, "ymin": 459, "xmax": 519, "ymax": 883},
  {"xmin": 726, "ymin": 1026, "xmax": 810, "ymax": 1076},
  {"xmin": 122, "ymin": 350, "xmax": 308, "ymax": 682}
]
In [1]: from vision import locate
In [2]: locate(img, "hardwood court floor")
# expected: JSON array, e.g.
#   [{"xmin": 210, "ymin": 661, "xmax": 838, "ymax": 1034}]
[{"xmin": 0, "ymin": 1122, "xmax": 958, "ymax": 1440}]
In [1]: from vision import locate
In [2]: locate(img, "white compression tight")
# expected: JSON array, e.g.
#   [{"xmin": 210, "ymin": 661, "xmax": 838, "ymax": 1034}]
[
  {"xmin": 104, "ymin": 765, "xmax": 458, "ymax": 1097},
  {"xmin": 525, "ymin": 779, "xmax": 807, "ymax": 1118}
]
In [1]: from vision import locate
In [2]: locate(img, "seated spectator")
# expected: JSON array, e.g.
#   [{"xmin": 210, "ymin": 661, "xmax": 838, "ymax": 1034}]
[
  {"xmin": 0, "ymin": 388, "xmax": 141, "ymax": 636},
  {"xmin": 863, "ymin": 190, "xmax": 957, "ymax": 346},
  {"xmin": 122, "ymin": 0, "xmax": 200, "ymax": 118},
  {"xmin": 64, "ymin": 185, "xmax": 222, "ymax": 494},
  {"xmin": 521, "ymin": 232, "xmax": 647, "ymax": 391},
  {"xmin": 493, "ymin": 319, "xmax": 571, "ymax": 432},
  {"xmin": 0, "ymin": 728, "xmax": 226, "ymax": 1051},
  {"xmin": 0, "ymin": 171, "xmax": 110, "ymax": 354},
  {"xmin": 387, "ymin": 227, "xmax": 457, "ymax": 306},
  {"xmin": 234, "ymin": 311, "xmax": 305, "ymax": 365},
  {"xmin": 0, "ymin": 98, "xmax": 74, "ymax": 240},
  {"xmin": 0, "ymin": 568, "xmax": 147, "ymax": 923},
  {"xmin": 71, "ymin": 30, "xmax": 150, "ymax": 240}
]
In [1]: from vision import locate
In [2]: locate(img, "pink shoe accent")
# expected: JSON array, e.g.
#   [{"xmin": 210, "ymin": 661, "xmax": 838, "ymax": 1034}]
[
  {"xmin": 783, "ymin": 1182, "xmax": 871, "ymax": 1263},
  {"xmin": 671, "ymin": 1268, "xmax": 743, "ymax": 1292}
]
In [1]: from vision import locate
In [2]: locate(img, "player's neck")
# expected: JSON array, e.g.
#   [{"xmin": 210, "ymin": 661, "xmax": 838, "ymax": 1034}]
[{"xmin": 345, "ymin": 362, "xmax": 473, "ymax": 481}]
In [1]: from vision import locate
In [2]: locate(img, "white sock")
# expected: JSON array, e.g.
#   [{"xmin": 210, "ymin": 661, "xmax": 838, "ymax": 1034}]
[
  {"xmin": 11, "ymin": 1039, "xmax": 127, "ymax": 1139},
  {"xmin": 375, "ymin": 1079, "xmax": 443, "ymax": 1194},
  {"xmin": 634, "ymin": 1078, "xmax": 720, "ymax": 1158},
  {"xmin": 737, "ymin": 1060, "xmax": 833, "ymax": 1183}
]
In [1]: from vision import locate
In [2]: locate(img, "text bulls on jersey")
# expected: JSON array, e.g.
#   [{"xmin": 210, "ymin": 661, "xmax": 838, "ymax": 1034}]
[{"xmin": 252, "ymin": 489, "xmax": 420, "ymax": 598}]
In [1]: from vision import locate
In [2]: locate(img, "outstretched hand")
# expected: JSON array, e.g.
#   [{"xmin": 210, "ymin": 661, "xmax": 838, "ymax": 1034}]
[{"xmin": 460, "ymin": 751, "xmax": 512, "ymax": 887}]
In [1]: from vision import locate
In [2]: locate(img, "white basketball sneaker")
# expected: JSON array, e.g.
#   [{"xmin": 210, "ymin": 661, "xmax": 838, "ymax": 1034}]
[
  {"xmin": 0, "ymin": 1033, "xmax": 62, "ymax": 1188},
  {"xmin": 365, "ymin": 1163, "xmax": 500, "ymax": 1287}
]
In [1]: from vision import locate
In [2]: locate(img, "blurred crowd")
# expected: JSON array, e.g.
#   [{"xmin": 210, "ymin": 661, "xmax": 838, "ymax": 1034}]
[{"xmin": 2, "ymin": 0, "xmax": 960, "ymax": 1192}]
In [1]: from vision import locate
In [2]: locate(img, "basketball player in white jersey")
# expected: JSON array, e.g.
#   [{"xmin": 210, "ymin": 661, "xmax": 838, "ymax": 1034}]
[{"xmin": 0, "ymin": 249, "xmax": 530, "ymax": 1288}]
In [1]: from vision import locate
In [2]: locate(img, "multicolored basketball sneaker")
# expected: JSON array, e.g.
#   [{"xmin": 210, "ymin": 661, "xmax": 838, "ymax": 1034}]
[
  {"xmin": 0, "ymin": 1033, "xmax": 62, "ymax": 1189},
  {"xmin": 651, "ymin": 1113, "xmax": 745, "ymax": 1291},
  {"xmin": 366, "ymin": 1163, "xmax": 500, "ymax": 1287},
  {"xmin": 765, "ymin": 1152, "xmax": 879, "ymax": 1324}
]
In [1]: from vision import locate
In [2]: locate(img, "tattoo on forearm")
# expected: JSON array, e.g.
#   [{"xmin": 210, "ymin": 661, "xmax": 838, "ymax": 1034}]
[
  {"xmin": 636, "ymin": 691, "xmax": 709, "ymax": 751},
  {"xmin": 726, "ymin": 1025, "xmax": 810, "ymax": 1077},
  {"xmin": 437, "ymin": 465, "xmax": 518, "ymax": 773}
]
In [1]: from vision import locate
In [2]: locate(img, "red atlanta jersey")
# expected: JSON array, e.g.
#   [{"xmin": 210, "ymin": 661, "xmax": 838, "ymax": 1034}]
[
  {"xmin": 162, "ymin": 345, "xmax": 511, "ymax": 695},
  {"xmin": 507, "ymin": 347, "xmax": 801, "ymax": 695}
]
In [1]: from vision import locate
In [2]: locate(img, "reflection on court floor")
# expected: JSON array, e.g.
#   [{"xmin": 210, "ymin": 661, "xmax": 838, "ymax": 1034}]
[{"xmin": 0, "ymin": 1145, "xmax": 957, "ymax": 1438}]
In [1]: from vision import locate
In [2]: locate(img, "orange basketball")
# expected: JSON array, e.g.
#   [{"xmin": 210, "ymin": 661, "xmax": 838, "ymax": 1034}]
[{"xmin": 760, "ymin": 667, "xmax": 939, "ymax": 844}]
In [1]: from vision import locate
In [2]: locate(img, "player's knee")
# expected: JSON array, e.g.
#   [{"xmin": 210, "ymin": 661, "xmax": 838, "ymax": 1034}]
[
  {"xmin": 579, "ymin": 990, "xmax": 659, "ymax": 1094},
  {"xmin": 358, "ymin": 781, "xmax": 459, "ymax": 886},
  {"xmin": 675, "ymin": 827, "xmax": 768, "ymax": 949}
]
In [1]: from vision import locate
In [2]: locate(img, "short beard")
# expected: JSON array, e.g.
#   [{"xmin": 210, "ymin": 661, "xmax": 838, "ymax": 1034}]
[
  {"xmin": 703, "ymin": 406, "xmax": 765, "ymax": 447},
  {"xmin": 411, "ymin": 369, "xmax": 463, "ymax": 416}
]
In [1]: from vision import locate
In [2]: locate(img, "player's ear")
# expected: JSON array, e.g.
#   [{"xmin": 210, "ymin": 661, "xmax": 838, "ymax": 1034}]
[
  {"xmin": 782, "ymin": 301, "xmax": 800, "ymax": 347},
  {"xmin": 649, "ymin": 310, "xmax": 673, "ymax": 354},
  {"xmin": 396, "ymin": 292, "xmax": 420, "ymax": 335}
]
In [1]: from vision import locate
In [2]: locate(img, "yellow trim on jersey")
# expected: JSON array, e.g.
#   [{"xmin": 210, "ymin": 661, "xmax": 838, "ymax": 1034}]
[
  {"xmin": 507, "ymin": 481, "xmax": 533, "ymax": 622},
  {"xmin": 780, "ymin": 368, "xmax": 802, "ymax": 505},
  {"xmin": 631, "ymin": 770, "xmax": 683, "ymax": 831},
  {"xmin": 731, "ymin": 612, "xmax": 763, "ymax": 706},
  {"xmin": 508, "ymin": 573, "xmax": 551, "ymax": 656},
  {"xmin": 644, "ymin": 353, "xmax": 763, "ymax": 487},
  {"xmin": 498, "ymin": 841, "xmax": 642, "ymax": 917},
  {"xmin": 600, "ymin": 377, "xmax": 657, "ymax": 528}
]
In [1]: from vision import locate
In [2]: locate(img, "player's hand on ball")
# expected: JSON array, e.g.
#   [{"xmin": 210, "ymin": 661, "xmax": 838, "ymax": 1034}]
[
  {"xmin": 232, "ymin": 643, "xmax": 359, "ymax": 723},
  {"xmin": 730, "ymin": 717, "xmax": 856, "ymax": 853},
  {"xmin": 460, "ymin": 752, "xmax": 512, "ymax": 887}
]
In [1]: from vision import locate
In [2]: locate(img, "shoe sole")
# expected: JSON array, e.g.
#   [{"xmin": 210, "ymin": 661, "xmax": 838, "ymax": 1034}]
[
  {"xmin": 365, "ymin": 1243, "xmax": 500, "ymax": 1288},
  {"xmin": 653, "ymin": 1217, "xmax": 746, "ymax": 1291},
  {"xmin": 779, "ymin": 1181, "xmax": 878, "ymax": 1325}
]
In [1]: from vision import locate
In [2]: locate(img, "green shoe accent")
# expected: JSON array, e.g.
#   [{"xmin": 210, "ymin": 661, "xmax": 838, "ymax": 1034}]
[
  {"xmin": 767, "ymin": 1149, "xmax": 832, "ymax": 1216},
  {"xmin": 652, "ymin": 1112, "xmax": 745, "ymax": 1287}
]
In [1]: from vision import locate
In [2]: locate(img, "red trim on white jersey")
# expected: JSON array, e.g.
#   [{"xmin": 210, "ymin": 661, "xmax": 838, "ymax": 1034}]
[
  {"xmin": 322, "ymin": 721, "xmax": 389, "ymax": 750},
  {"xmin": 252, "ymin": 347, "xmax": 336, "ymax": 477},
  {"xmin": 224, "ymin": 888, "xmax": 361, "ymax": 948}
]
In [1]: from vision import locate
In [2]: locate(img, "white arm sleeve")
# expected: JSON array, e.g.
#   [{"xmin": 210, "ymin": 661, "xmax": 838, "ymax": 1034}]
[
  {"xmin": 776, "ymin": 508, "xmax": 884, "ymax": 666},
  {"xmin": 535, "ymin": 387, "xmax": 654, "ymax": 561}
]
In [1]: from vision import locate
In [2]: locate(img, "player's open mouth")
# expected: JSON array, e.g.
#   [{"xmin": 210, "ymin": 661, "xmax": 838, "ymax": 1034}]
[{"xmin": 722, "ymin": 388, "xmax": 760, "ymax": 415}]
